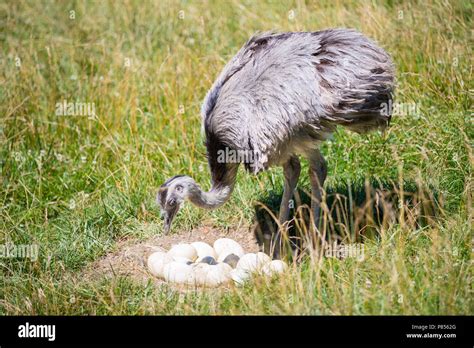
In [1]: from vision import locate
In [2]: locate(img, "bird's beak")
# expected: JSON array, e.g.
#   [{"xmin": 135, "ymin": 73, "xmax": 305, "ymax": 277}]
[
  {"xmin": 162, "ymin": 206, "xmax": 179, "ymax": 234},
  {"xmin": 164, "ymin": 216, "xmax": 173, "ymax": 234},
  {"xmin": 163, "ymin": 214, "xmax": 172, "ymax": 234}
]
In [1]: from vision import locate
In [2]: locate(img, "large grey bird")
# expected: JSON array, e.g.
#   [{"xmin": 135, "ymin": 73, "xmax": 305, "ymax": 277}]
[{"xmin": 158, "ymin": 29, "xmax": 395, "ymax": 258}]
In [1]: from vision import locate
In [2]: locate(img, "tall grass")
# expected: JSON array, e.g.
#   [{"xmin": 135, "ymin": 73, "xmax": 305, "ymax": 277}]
[{"xmin": 0, "ymin": 0, "xmax": 472, "ymax": 314}]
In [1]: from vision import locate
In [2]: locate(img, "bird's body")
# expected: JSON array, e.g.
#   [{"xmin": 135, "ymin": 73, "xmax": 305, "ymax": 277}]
[
  {"xmin": 202, "ymin": 29, "xmax": 394, "ymax": 174},
  {"xmin": 158, "ymin": 29, "xmax": 395, "ymax": 257}
]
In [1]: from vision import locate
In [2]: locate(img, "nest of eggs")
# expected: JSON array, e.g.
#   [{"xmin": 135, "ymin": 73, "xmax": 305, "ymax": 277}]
[{"xmin": 147, "ymin": 238, "xmax": 288, "ymax": 287}]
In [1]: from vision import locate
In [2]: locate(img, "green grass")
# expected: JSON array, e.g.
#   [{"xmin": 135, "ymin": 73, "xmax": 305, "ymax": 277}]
[{"xmin": 0, "ymin": 0, "xmax": 472, "ymax": 315}]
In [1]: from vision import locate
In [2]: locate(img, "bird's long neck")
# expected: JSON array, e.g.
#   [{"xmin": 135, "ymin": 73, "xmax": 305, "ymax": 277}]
[
  {"xmin": 187, "ymin": 164, "xmax": 238, "ymax": 209},
  {"xmin": 188, "ymin": 183, "xmax": 232, "ymax": 209}
]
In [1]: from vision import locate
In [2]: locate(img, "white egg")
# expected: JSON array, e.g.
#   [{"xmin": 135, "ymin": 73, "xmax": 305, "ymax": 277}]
[
  {"xmin": 192, "ymin": 263, "xmax": 211, "ymax": 285},
  {"xmin": 172, "ymin": 256, "xmax": 193, "ymax": 264},
  {"xmin": 213, "ymin": 238, "xmax": 244, "ymax": 258},
  {"xmin": 217, "ymin": 262, "xmax": 233, "ymax": 274},
  {"xmin": 163, "ymin": 262, "xmax": 195, "ymax": 284},
  {"xmin": 236, "ymin": 253, "xmax": 269, "ymax": 273},
  {"xmin": 236, "ymin": 253, "xmax": 258, "ymax": 272},
  {"xmin": 230, "ymin": 268, "xmax": 252, "ymax": 285},
  {"xmin": 191, "ymin": 241, "xmax": 217, "ymax": 259},
  {"xmin": 256, "ymin": 252, "xmax": 272, "ymax": 265},
  {"xmin": 204, "ymin": 263, "xmax": 233, "ymax": 287},
  {"xmin": 262, "ymin": 260, "xmax": 288, "ymax": 276},
  {"xmin": 147, "ymin": 252, "xmax": 173, "ymax": 278},
  {"xmin": 167, "ymin": 244, "xmax": 197, "ymax": 261}
]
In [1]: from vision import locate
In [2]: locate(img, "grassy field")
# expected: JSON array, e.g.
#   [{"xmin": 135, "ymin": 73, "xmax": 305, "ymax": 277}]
[{"xmin": 1, "ymin": 0, "xmax": 472, "ymax": 315}]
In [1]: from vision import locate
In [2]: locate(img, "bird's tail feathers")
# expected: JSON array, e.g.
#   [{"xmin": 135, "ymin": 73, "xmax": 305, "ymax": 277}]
[{"xmin": 323, "ymin": 111, "xmax": 391, "ymax": 134}]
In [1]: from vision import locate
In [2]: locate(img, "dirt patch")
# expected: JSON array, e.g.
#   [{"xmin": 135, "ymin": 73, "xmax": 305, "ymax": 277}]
[{"xmin": 83, "ymin": 225, "xmax": 259, "ymax": 287}]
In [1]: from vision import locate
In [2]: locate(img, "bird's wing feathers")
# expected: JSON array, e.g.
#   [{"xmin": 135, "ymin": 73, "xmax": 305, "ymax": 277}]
[{"xmin": 202, "ymin": 29, "xmax": 395, "ymax": 172}]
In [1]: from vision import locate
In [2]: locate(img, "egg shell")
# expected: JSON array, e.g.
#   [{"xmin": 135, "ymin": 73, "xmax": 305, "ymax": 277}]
[
  {"xmin": 230, "ymin": 268, "xmax": 251, "ymax": 285},
  {"xmin": 256, "ymin": 252, "xmax": 272, "ymax": 265},
  {"xmin": 192, "ymin": 263, "xmax": 211, "ymax": 285},
  {"xmin": 147, "ymin": 252, "xmax": 173, "ymax": 278},
  {"xmin": 172, "ymin": 256, "xmax": 193, "ymax": 264},
  {"xmin": 236, "ymin": 253, "xmax": 269, "ymax": 273},
  {"xmin": 217, "ymin": 262, "xmax": 233, "ymax": 274},
  {"xmin": 213, "ymin": 238, "xmax": 244, "ymax": 258},
  {"xmin": 163, "ymin": 262, "xmax": 195, "ymax": 284},
  {"xmin": 167, "ymin": 244, "xmax": 197, "ymax": 261},
  {"xmin": 204, "ymin": 263, "xmax": 232, "ymax": 287},
  {"xmin": 191, "ymin": 241, "xmax": 217, "ymax": 259},
  {"xmin": 217, "ymin": 247, "xmax": 244, "ymax": 262},
  {"xmin": 262, "ymin": 260, "xmax": 288, "ymax": 276}
]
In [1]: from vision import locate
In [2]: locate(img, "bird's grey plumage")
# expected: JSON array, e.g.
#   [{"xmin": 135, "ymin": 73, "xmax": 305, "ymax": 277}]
[
  {"xmin": 202, "ymin": 29, "xmax": 394, "ymax": 174},
  {"xmin": 159, "ymin": 29, "xmax": 395, "ymax": 251}
]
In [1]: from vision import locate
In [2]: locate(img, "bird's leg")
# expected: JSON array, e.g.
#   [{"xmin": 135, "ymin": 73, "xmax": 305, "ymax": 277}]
[
  {"xmin": 308, "ymin": 149, "xmax": 327, "ymax": 232},
  {"xmin": 272, "ymin": 156, "xmax": 301, "ymax": 259}
]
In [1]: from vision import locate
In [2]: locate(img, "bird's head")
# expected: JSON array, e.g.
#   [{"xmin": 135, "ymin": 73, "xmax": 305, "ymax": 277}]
[{"xmin": 156, "ymin": 175, "xmax": 194, "ymax": 233}]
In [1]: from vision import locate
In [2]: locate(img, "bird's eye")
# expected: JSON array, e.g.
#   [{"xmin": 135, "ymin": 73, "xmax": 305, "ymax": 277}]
[
  {"xmin": 175, "ymin": 185, "xmax": 183, "ymax": 192},
  {"xmin": 168, "ymin": 199, "xmax": 176, "ymax": 207}
]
